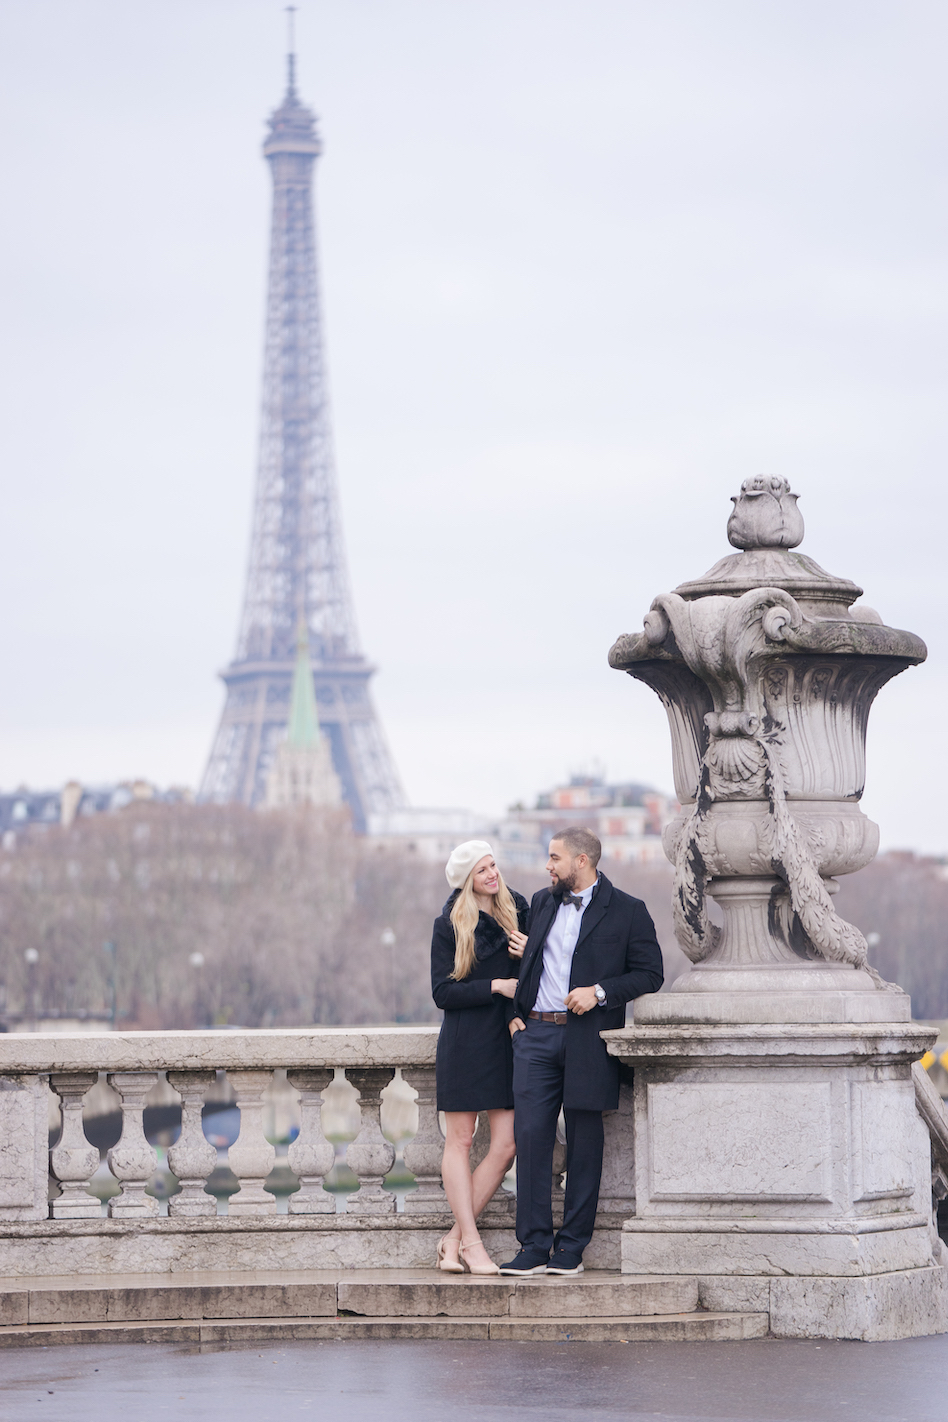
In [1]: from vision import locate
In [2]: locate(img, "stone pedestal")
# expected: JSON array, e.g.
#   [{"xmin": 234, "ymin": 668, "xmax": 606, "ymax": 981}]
[
  {"xmin": 0, "ymin": 1075, "xmax": 50, "ymax": 1222},
  {"xmin": 604, "ymin": 1021, "xmax": 947, "ymax": 1339}
]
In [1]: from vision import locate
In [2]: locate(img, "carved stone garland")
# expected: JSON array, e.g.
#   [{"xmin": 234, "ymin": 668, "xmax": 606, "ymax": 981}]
[{"xmin": 645, "ymin": 587, "xmax": 888, "ymax": 985}]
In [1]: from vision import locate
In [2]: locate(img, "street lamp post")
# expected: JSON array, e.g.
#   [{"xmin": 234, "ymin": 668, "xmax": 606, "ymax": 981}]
[
  {"xmin": 23, "ymin": 948, "xmax": 38, "ymax": 1032},
  {"xmin": 188, "ymin": 952, "xmax": 205, "ymax": 1027},
  {"xmin": 102, "ymin": 941, "xmax": 117, "ymax": 1029},
  {"xmin": 380, "ymin": 929, "xmax": 396, "ymax": 1021}
]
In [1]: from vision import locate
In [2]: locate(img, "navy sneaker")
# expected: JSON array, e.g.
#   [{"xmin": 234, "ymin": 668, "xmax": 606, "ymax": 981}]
[
  {"xmin": 546, "ymin": 1249, "xmax": 584, "ymax": 1276},
  {"xmin": 498, "ymin": 1249, "xmax": 549, "ymax": 1276}
]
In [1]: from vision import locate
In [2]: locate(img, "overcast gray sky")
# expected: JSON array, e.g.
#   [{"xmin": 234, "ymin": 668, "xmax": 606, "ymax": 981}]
[{"xmin": 0, "ymin": 0, "xmax": 946, "ymax": 850}]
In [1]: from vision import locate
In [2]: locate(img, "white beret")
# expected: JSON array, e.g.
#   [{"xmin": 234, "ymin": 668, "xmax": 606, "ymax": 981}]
[{"xmin": 445, "ymin": 840, "xmax": 495, "ymax": 890}]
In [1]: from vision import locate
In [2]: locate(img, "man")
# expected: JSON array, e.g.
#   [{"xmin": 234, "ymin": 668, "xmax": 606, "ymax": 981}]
[{"xmin": 500, "ymin": 826, "xmax": 663, "ymax": 1276}]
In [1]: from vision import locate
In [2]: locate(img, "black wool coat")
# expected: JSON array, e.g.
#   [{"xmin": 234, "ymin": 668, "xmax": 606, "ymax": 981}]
[
  {"xmin": 510, "ymin": 874, "xmax": 664, "ymax": 1111},
  {"xmin": 431, "ymin": 889, "xmax": 529, "ymax": 1113}
]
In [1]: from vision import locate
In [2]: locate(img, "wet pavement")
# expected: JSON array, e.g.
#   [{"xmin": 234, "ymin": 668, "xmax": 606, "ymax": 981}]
[{"xmin": 0, "ymin": 1334, "xmax": 946, "ymax": 1421}]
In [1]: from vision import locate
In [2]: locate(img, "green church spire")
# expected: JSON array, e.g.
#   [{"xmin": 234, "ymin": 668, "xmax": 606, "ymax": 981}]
[{"xmin": 287, "ymin": 621, "xmax": 320, "ymax": 749}]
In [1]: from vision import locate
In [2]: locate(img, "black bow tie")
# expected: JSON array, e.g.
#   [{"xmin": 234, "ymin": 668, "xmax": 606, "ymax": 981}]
[{"xmin": 561, "ymin": 893, "xmax": 583, "ymax": 910}]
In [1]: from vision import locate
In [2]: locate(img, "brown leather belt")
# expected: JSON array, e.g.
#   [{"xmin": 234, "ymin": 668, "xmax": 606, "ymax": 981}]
[{"xmin": 529, "ymin": 1010, "xmax": 567, "ymax": 1024}]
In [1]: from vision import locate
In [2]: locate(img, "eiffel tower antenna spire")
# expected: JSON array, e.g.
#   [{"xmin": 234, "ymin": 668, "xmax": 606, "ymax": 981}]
[
  {"xmin": 200, "ymin": 25, "xmax": 404, "ymax": 830},
  {"xmin": 286, "ymin": 6, "xmax": 297, "ymax": 94}
]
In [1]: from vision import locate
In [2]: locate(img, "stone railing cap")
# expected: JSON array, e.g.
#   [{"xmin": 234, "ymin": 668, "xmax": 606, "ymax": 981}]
[{"xmin": 0, "ymin": 1027, "xmax": 441, "ymax": 1075}]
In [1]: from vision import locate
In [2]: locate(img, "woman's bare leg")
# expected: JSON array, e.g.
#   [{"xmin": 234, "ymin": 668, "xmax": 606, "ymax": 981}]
[
  {"xmin": 440, "ymin": 1112, "xmax": 478, "ymax": 1263},
  {"xmin": 468, "ymin": 1109, "xmax": 516, "ymax": 1218},
  {"xmin": 444, "ymin": 1109, "xmax": 516, "ymax": 1234},
  {"xmin": 442, "ymin": 1109, "xmax": 515, "ymax": 1268}
]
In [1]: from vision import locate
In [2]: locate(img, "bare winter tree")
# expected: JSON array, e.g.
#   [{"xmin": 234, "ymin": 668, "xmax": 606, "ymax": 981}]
[
  {"xmin": 1, "ymin": 806, "xmax": 938, "ymax": 1027},
  {"xmin": 0, "ymin": 804, "xmax": 364, "ymax": 1028},
  {"xmin": 835, "ymin": 852, "xmax": 948, "ymax": 1020}
]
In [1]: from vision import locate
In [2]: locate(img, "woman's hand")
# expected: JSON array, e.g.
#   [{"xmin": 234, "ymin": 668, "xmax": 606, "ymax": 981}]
[
  {"xmin": 507, "ymin": 931, "xmax": 528, "ymax": 960},
  {"xmin": 491, "ymin": 977, "xmax": 518, "ymax": 998}
]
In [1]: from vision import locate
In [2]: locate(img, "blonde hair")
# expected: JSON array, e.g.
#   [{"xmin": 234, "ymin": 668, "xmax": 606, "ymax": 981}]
[{"xmin": 449, "ymin": 867, "xmax": 519, "ymax": 980}]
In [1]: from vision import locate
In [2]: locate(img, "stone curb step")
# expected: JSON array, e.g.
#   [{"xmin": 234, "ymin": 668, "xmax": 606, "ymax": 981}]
[
  {"xmin": 0, "ymin": 1311, "xmax": 771, "ymax": 1347},
  {"xmin": 0, "ymin": 1271, "xmax": 701, "ymax": 1325}
]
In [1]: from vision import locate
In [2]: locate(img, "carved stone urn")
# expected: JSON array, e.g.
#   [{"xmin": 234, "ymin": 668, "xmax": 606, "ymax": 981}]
[
  {"xmin": 602, "ymin": 480, "xmax": 946, "ymax": 1341},
  {"xmin": 609, "ymin": 476, "xmax": 927, "ymax": 1024}
]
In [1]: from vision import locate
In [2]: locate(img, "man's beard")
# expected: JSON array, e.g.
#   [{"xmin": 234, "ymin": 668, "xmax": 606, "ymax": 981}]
[{"xmin": 551, "ymin": 868, "xmax": 578, "ymax": 901}]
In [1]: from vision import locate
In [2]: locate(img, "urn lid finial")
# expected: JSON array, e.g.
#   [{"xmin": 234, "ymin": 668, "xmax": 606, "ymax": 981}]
[
  {"xmin": 727, "ymin": 476, "xmax": 804, "ymax": 551},
  {"xmin": 671, "ymin": 476, "xmax": 863, "ymax": 612}
]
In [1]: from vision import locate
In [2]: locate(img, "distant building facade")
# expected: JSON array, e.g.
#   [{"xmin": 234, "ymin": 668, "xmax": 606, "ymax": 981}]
[
  {"xmin": 366, "ymin": 807, "xmax": 495, "ymax": 863},
  {"xmin": 365, "ymin": 776, "xmax": 676, "ymax": 867},
  {"xmin": 495, "ymin": 776, "xmax": 676, "ymax": 871},
  {"xmin": 0, "ymin": 781, "xmax": 193, "ymax": 848}
]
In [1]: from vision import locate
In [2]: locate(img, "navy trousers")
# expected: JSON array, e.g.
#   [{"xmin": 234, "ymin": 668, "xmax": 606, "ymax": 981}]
[{"xmin": 511, "ymin": 1017, "xmax": 604, "ymax": 1257}]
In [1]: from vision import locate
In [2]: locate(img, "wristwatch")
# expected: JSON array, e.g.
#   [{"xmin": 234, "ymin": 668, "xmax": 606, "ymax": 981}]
[{"xmin": 594, "ymin": 984, "xmax": 606, "ymax": 1006}]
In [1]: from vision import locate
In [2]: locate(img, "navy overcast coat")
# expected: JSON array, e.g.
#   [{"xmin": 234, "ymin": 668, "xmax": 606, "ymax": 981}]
[
  {"xmin": 510, "ymin": 874, "xmax": 664, "ymax": 1111},
  {"xmin": 431, "ymin": 889, "xmax": 529, "ymax": 1112}
]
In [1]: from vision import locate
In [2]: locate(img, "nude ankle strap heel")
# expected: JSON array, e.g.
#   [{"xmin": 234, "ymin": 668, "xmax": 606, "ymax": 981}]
[
  {"xmin": 458, "ymin": 1243, "xmax": 500, "ymax": 1276},
  {"xmin": 437, "ymin": 1235, "xmax": 465, "ymax": 1274}
]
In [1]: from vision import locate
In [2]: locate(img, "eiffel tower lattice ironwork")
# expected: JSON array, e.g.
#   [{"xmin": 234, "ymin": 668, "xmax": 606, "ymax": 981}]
[{"xmin": 200, "ymin": 46, "xmax": 403, "ymax": 830}]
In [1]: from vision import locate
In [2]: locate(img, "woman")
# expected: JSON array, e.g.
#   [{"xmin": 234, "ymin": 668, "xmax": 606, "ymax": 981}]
[{"xmin": 430, "ymin": 839, "xmax": 529, "ymax": 1275}]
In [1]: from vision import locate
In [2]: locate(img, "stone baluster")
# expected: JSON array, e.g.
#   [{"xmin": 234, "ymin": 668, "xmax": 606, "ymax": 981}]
[
  {"xmin": 401, "ymin": 1065, "xmax": 447, "ymax": 1214},
  {"xmin": 166, "ymin": 1070, "xmax": 217, "ymax": 1217},
  {"xmin": 469, "ymin": 1111, "xmax": 488, "ymax": 1173},
  {"xmin": 286, "ymin": 1069, "xmax": 334, "ymax": 1214},
  {"xmin": 597, "ymin": 1076, "xmax": 636, "ymax": 1216},
  {"xmin": 346, "ymin": 1068, "xmax": 396, "ymax": 1213},
  {"xmin": 470, "ymin": 1111, "xmax": 515, "ymax": 1215},
  {"xmin": 552, "ymin": 1130, "xmax": 567, "ymax": 1218},
  {"xmin": 226, "ymin": 1070, "xmax": 276, "ymax": 1215},
  {"xmin": 49, "ymin": 1072, "xmax": 101, "ymax": 1219},
  {"xmin": 106, "ymin": 1072, "xmax": 159, "ymax": 1218}
]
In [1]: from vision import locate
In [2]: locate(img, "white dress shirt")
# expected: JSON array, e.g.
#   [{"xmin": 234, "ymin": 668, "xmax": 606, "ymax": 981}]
[{"xmin": 534, "ymin": 878, "xmax": 599, "ymax": 1012}]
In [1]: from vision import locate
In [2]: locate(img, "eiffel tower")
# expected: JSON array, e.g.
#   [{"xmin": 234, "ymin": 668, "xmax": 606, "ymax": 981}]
[{"xmin": 200, "ymin": 39, "xmax": 403, "ymax": 831}]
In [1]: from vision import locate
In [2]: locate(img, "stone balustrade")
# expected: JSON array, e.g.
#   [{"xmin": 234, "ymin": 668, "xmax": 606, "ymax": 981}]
[{"xmin": 0, "ymin": 1027, "xmax": 635, "ymax": 1278}]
